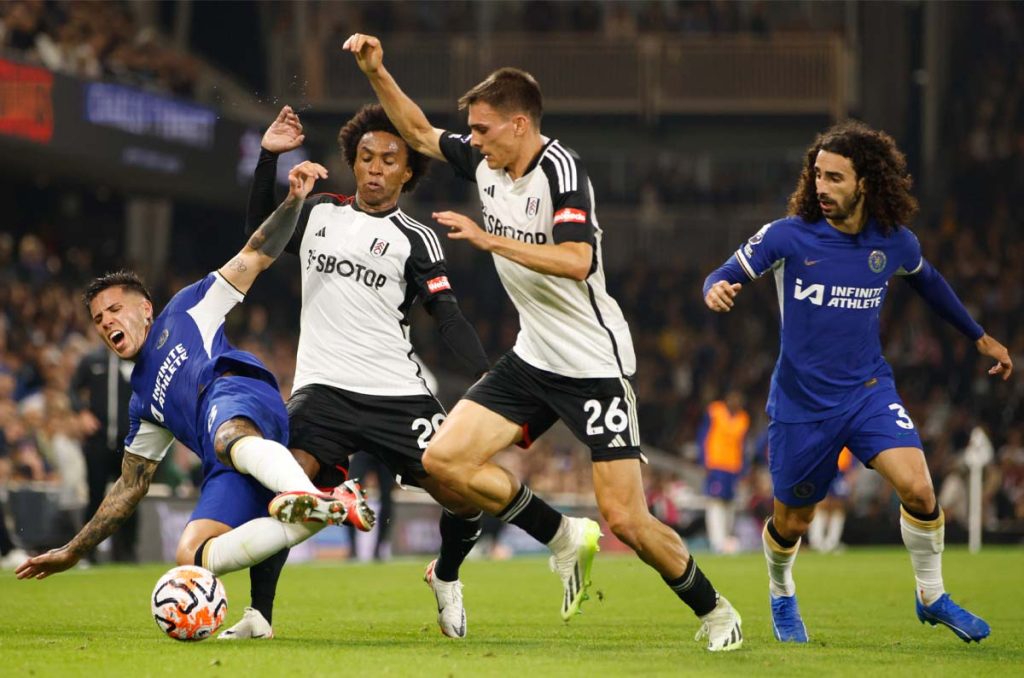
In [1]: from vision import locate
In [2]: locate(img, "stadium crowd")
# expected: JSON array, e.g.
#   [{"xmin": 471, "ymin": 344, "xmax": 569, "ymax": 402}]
[
  {"xmin": 1, "ymin": 1, "xmax": 1021, "ymax": 563},
  {"xmin": 300, "ymin": 0, "xmax": 842, "ymax": 39},
  {"xmin": 0, "ymin": 0, "xmax": 198, "ymax": 95}
]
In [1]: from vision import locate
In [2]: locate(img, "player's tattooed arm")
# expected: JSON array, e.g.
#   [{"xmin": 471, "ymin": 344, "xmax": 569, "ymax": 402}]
[
  {"xmin": 68, "ymin": 453, "xmax": 158, "ymax": 557},
  {"xmin": 219, "ymin": 160, "xmax": 328, "ymax": 294},
  {"xmin": 246, "ymin": 194, "xmax": 304, "ymax": 259},
  {"xmin": 15, "ymin": 452, "xmax": 157, "ymax": 579}
]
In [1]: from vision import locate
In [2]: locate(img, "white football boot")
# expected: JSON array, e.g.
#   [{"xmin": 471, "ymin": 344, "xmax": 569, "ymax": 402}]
[
  {"xmin": 424, "ymin": 559, "xmax": 466, "ymax": 638},
  {"xmin": 548, "ymin": 517, "xmax": 602, "ymax": 621},
  {"xmin": 695, "ymin": 595, "xmax": 743, "ymax": 652},
  {"xmin": 218, "ymin": 607, "xmax": 273, "ymax": 640}
]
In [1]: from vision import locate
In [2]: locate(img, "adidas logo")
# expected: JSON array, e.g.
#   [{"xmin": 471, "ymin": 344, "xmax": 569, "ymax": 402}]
[
  {"xmin": 315, "ymin": 227, "xmax": 326, "ymax": 237},
  {"xmin": 484, "ymin": 185, "xmax": 495, "ymax": 198},
  {"xmin": 608, "ymin": 434, "xmax": 626, "ymax": 448}
]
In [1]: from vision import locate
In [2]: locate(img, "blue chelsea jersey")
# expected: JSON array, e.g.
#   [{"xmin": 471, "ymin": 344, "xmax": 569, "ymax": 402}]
[
  {"xmin": 123, "ymin": 272, "xmax": 277, "ymax": 461},
  {"xmin": 735, "ymin": 216, "xmax": 923, "ymax": 423}
]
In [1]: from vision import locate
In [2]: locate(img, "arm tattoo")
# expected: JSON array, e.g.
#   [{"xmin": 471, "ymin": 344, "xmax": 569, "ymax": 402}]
[
  {"xmin": 246, "ymin": 195, "xmax": 302, "ymax": 259},
  {"xmin": 66, "ymin": 453, "xmax": 158, "ymax": 557},
  {"xmin": 227, "ymin": 257, "xmax": 248, "ymax": 272}
]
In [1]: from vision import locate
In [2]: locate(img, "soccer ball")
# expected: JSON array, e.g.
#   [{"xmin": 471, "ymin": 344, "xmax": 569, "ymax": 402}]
[{"xmin": 151, "ymin": 565, "xmax": 228, "ymax": 641}]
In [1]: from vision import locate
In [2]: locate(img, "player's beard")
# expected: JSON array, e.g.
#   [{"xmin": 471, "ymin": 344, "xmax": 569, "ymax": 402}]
[{"xmin": 821, "ymin": 187, "xmax": 863, "ymax": 222}]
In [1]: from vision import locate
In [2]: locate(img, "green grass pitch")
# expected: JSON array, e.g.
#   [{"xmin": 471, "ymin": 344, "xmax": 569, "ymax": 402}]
[{"xmin": 2, "ymin": 547, "xmax": 1022, "ymax": 677}]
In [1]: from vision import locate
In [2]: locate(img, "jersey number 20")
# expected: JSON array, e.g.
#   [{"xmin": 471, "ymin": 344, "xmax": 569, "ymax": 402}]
[{"xmin": 412, "ymin": 413, "xmax": 447, "ymax": 449}]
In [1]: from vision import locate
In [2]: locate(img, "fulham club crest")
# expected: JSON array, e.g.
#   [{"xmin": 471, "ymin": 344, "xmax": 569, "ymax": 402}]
[
  {"xmin": 370, "ymin": 238, "xmax": 390, "ymax": 257},
  {"xmin": 525, "ymin": 197, "xmax": 540, "ymax": 217}
]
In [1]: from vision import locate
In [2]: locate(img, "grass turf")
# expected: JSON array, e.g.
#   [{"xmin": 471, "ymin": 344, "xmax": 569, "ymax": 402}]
[{"xmin": 1, "ymin": 546, "xmax": 1022, "ymax": 677}]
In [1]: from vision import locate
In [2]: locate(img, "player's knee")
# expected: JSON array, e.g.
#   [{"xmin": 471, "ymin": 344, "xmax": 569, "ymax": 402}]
[
  {"xmin": 422, "ymin": 443, "xmax": 459, "ymax": 483},
  {"xmin": 900, "ymin": 477, "xmax": 936, "ymax": 514},
  {"xmin": 776, "ymin": 512, "xmax": 812, "ymax": 540},
  {"xmin": 175, "ymin": 543, "xmax": 197, "ymax": 567},
  {"xmin": 213, "ymin": 418, "xmax": 261, "ymax": 467}
]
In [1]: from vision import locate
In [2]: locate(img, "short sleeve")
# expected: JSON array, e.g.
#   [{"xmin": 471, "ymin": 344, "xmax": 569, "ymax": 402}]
[
  {"xmin": 438, "ymin": 131, "xmax": 483, "ymax": 182},
  {"xmin": 734, "ymin": 220, "xmax": 790, "ymax": 279},
  {"xmin": 541, "ymin": 143, "xmax": 596, "ymax": 246},
  {"xmin": 392, "ymin": 214, "xmax": 454, "ymax": 302},
  {"xmin": 124, "ymin": 396, "xmax": 174, "ymax": 462},
  {"xmin": 180, "ymin": 272, "xmax": 244, "ymax": 356},
  {"xmin": 894, "ymin": 227, "xmax": 924, "ymax": 276}
]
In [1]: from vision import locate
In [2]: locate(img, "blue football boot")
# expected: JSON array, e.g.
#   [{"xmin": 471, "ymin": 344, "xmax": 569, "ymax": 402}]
[
  {"xmin": 770, "ymin": 593, "xmax": 809, "ymax": 642},
  {"xmin": 916, "ymin": 593, "xmax": 990, "ymax": 643}
]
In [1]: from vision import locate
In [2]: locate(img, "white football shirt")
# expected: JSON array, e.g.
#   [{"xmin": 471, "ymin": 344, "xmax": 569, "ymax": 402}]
[
  {"xmin": 440, "ymin": 133, "xmax": 636, "ymax": 379},
  {"xmin": 285, "ymin": 196, "xmax": 452, "ymax": 396}
]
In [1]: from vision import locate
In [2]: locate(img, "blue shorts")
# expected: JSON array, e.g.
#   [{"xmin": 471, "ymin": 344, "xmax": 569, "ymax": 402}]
[
  {"xmin": 191, "ymin": 376, "xmax": 290, "ymax": 527},
  {"xmin": 768, "ymin": 378, "xmax": 922, "ymax": 507},
  {"xmin": 704, "ymin": 469, "xmax": 740, "ymax": 501}
]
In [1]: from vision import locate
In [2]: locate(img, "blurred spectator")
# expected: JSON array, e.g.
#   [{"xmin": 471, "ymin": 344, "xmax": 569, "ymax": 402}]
[
  {"xmin": 696, "ymin": 391, "xmax": 749, "ymax": 554},
  {"xmin": 1, "ymin": 0, "xmax": 197, "ymax": 96},
  {"xmin": 70, "ymin": 344, "xmax": 138, "ymax": 562}
]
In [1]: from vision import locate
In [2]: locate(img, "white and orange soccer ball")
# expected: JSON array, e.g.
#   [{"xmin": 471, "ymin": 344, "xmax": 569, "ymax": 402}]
[{"xmin": 151, "ymin": 565, "xmax": 228, "ymax": 641}]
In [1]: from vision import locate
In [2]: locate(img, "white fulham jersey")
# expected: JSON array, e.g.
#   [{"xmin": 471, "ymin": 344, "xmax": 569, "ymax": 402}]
[
  {"xmin": 284, "ymin": 195, "xmax": 453, "ymax": 396},
  {"xmin": 440, "ymin": 133, "xmax": 636, "ymax": 379}
]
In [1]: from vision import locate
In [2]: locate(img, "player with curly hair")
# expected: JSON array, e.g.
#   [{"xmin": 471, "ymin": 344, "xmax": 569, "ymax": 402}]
[
  {"xmin": 704, "ymin": 120, "xmax": 1013, "ymax": 644},
  {"xmin": 232, "ymin": 103, "xmax": 511, "ymax": 640}
]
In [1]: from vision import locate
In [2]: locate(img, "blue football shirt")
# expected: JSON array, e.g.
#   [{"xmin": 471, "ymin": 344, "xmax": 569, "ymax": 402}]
[
  {"xmin": 123, "ymin": 272, "xmax": 278, "ymax": 461},
  {"xmin": 733, "ymin": 216, "xmax": 922, "ymax": 423}
]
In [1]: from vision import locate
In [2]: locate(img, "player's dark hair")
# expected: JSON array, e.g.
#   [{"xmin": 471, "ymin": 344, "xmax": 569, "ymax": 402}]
[
  {"xmin": 787, "ymin": 119, "xmax": 919, "ymax": 234},
  {"xmin": 83, "ymin": 270, "xmax": 152, "ymax": 309},
  {"xmin": 338, "ymin": 103, "xmax": 428, "ymax": 193},
  {"xmin": 458, "ymin": 67, "xmax": 543, "ymax": 127}
]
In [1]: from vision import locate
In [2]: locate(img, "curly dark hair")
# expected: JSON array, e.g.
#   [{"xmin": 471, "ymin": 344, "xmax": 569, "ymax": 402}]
[
  {"xmin": 338, "ymin": 104, "xmax": 428, "ymax": 193},
  {"xmin": 786, "ymin": 120, "xmax": 919, "ymax": 234},
  {"xmin": 83, "ymin": 270, "xmax": 152, "ymax": 309}
]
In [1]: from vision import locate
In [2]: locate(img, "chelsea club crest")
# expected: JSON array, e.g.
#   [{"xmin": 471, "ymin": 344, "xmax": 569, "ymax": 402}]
[
  {"xmin": 868, "ymin": 250, "xmax": 887, "ymax": 273},
  {"xmin": 156, "ymin": 329, "xmax": 169, "ymax": 350}
]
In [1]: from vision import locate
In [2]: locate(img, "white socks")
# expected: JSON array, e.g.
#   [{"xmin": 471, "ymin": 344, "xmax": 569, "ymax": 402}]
[
  {"xmin": 900, "ymin": 505, "xmax": 945, "ymax": 606},
  {"xmin": 202, "ymin": 518, "xmax": 323, "ymax": 575},
  {"xmin": 706, "ymin": 500, "xmax": 729, "ymax": 553},
  {"xmin": 809, "ymin": 510, "xmax": 846, "ymax": 552},
  {"xmin": 230, "ymin": 436, "xmax": 320, "ymax": 494},
  {"xmin": 825, "ymin": 512, "xmax": 846, "ymax": 552},
  {"xmin": 763, "ymin": 521, "xmax": 799, "ymax": 598},
  {"xmin": 808, "ymin": 513, "xmax": 825, "ymax": 550}
]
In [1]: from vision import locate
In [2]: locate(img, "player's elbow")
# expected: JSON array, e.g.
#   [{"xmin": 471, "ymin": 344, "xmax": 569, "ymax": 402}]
[
  {"xmin": 561, "ymin": 247, "xmax": 593, "ymax": 281},
  {"xmin": 566, "ymin": 260, "xmax": 591, "ymax": 281}
]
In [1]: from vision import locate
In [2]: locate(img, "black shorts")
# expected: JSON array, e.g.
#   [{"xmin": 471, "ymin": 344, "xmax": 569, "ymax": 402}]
[
  {"xmin": 287, "ymin": 384, "xmax": 447, "ymax": 489},
  {"xmin": 464, "ymin": 351, "xmax": 643, "ymax": 462}
]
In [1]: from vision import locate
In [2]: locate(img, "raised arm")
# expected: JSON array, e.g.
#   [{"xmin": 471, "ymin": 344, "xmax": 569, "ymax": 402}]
[
  {"xmin": 15, "ymin": 452, "xmax": 159, "ymax": 579},
  {"xmin": 246, "ymin": 106, "xmax": 305, "ymax": 237},
  {"xmin": 342, "ymin": 33, "xmax": 446, "ymax": 161},
  {"xmin": 221, "ymin": 161, "xmax": 328, "ymax": 295}
]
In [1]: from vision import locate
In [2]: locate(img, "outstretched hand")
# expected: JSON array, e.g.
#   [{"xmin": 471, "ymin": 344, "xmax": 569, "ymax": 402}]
[
  {"xmin": 433, "ymin": 210, "xmax": 492, "ymax": 252},
  {"xmin": 705, "ymin": 280, "xmax": 743, "ymax": 312},
  {"xmin": 976, "ymin": 334, "xmax": 1013, "ymax": 381},
  {"xmin": 287, "ymin": 161, "xmax": 329, "ymax": 201},
  {"xmin": 262, "ymin": 105, "xmax": 304, "ymax": 154},
  {"xmin": 15, "ymin": 546, "xmax": 80, "ymax": 580},
  {"xmin": 342, "ymin": 33, "xmax": 383, "ymax": 75}
]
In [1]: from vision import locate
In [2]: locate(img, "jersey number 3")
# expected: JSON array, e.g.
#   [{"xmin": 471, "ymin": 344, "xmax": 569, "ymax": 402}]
[
  {"xmin": 888, "ymin": 403, "xmax": 915, "ymax": 430},
  {"xmin": 412, "ymin": 413, "xmax": 446, "ymax": 449}
]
